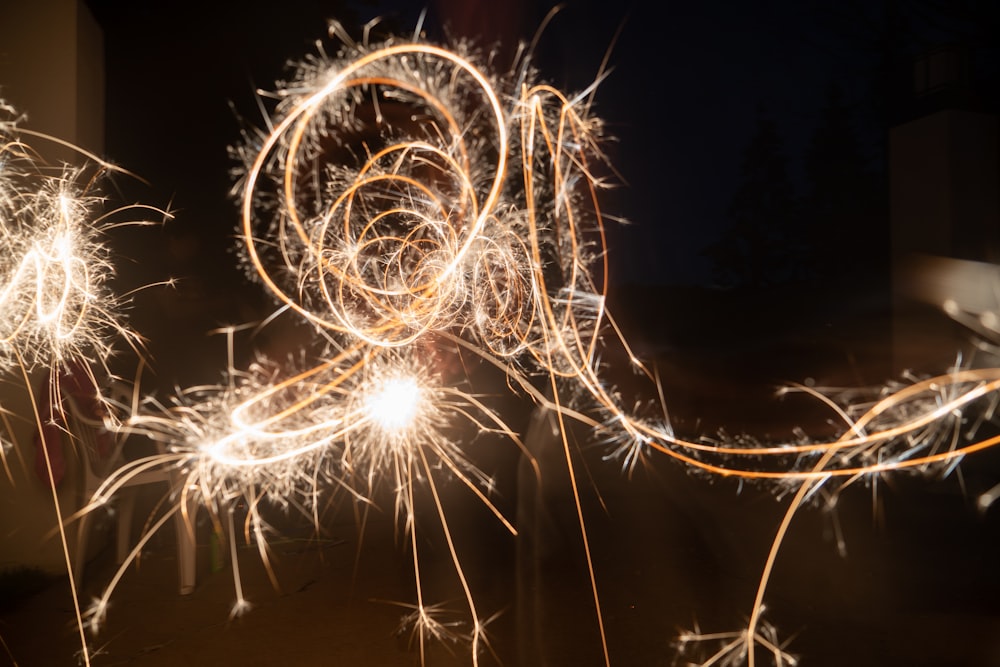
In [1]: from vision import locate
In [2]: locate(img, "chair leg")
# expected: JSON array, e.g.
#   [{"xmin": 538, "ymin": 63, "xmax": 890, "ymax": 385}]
[
  {"xmin": 74, "ymin": 510, "xmax": 90, "ymax": 589},
  {"xmin": 174, "ymin": 496, "xmax": 197, "ymax": 595},
  {"xmin": 115, "ymin": 486, "xmax": 138, "ymax": 564}
]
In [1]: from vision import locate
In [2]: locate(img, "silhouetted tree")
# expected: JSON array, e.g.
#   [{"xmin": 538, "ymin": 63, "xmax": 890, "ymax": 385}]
[
  {"xmin": 803, "ymin": 82, "xmax": 885, "ymax": 277},
  {"xmin": 704, "ymin": 111, "xmax": 805, "ymax": 287}
]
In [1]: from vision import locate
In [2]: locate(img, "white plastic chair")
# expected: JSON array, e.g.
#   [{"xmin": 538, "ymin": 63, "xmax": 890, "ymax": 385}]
[{"xmin": 65, "ymin": 393, "xmax": 197, "ymax": 594}]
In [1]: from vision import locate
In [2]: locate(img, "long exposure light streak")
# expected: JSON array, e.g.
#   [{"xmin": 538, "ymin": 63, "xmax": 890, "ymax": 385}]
[
  {"xmin": 0, "ymin": 128, "xmax": 129, "ymax": 370},
  {"xmin": 0, "ymin": 99, "xmax": 157, "ymax": 667},
  {"xmin": 13, "ymin": 18, "xmax": 1000, "ymax": 667},
  {"xmin": 102, "ymin": 26, "xmax": 1000, "ymax": 666}
]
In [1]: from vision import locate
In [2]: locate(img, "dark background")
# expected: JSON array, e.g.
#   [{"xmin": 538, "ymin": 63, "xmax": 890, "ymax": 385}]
[{"xmin": 82, "ymin": 0, "xmax": 1000, "ymax": 282}]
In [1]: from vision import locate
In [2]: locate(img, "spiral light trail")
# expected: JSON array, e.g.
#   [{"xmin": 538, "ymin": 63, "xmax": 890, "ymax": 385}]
[{"xmin": 15, "ymin": 23, "xmax": 999, "ymax": 667}]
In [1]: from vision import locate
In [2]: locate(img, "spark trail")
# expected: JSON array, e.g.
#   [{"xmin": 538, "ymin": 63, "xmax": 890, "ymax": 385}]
[{"xmin": 58, "ymin": 20, "xmax": 1000, "ymax": 667}]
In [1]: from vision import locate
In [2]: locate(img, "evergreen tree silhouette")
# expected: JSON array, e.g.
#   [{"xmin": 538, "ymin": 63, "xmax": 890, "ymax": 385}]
[
  {"xmin": 803, "ymin": 82, "xmax": 884, "ymax": 278},
  {"xmin": 704, "ymin": 110, "xmax": 804, "ymax": 287}
]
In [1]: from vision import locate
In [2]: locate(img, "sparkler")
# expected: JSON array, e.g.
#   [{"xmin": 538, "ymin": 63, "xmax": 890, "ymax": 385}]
[
  {"xmin": 0, "ymin": 108, "xmax": 131, "ymax": 371},
  {"xmin": 0, "ymin": 99, "xmax": 158, "ymax": 667},
  {"xmin": 25, "ymin": 16, "xmax": 1000, "ymax": 667},
  {"xmin": 87, "ymin": 21, "xmax": 624, "ymax": 665}
]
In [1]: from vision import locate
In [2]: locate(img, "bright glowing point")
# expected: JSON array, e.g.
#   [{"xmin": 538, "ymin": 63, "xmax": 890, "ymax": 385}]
[{"xmin": 366, "ymin": 375, "xmax": 422, "ymax": 432}]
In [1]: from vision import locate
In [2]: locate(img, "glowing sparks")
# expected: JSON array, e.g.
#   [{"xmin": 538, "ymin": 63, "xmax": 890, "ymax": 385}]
[
  {"xmin": 12, "ymin": 18, "xmax": 1000, "ymax": 667},
  {"xmin": 95, "ymin": 27, "xmax": 1000, "ymax": 666},
  {"xmin": 365, "ymin": 374, "xmax": 423, "ymax": 432},
  {"xmin": 81, "ymin": 28, "xmax": 623, "ymax": 664},
  {"xmin": 0, "ymin": 100, "xmax": 161, "ymax": 667},
  {"xmin": 0, "ymin": 143, "xmax": 120, "ymax": 368}
]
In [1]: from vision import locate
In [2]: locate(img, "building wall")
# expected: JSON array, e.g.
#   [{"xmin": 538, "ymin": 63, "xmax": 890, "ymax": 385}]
[
  {"xmin": 0, "ymin": 0, "xmax": 104, "ymax": 159},
  {"xmin": 890, "ymin": 109, "xmax": 1000, "ymax": 374},
  {"xmin": 891, "ymin": 110, "xmax": 1000, "ymax": 260}
]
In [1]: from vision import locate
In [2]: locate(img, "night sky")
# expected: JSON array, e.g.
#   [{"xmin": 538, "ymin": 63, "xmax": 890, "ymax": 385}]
[{"xmin": 82, "ymin": 0, "xmax": 912, "ymax": 287}]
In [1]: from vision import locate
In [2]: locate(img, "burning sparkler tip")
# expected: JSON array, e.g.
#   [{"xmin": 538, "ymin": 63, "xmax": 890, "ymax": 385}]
[{"xmin": 365, "ymin": 374, "xmax": 424, "ymax": 433}]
